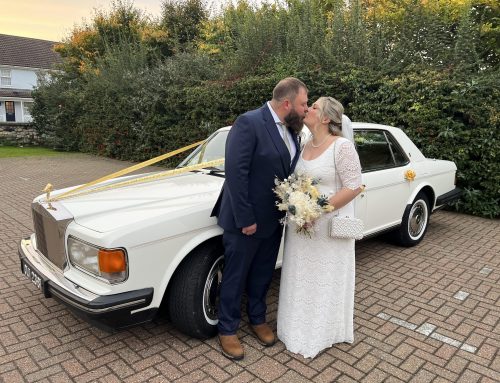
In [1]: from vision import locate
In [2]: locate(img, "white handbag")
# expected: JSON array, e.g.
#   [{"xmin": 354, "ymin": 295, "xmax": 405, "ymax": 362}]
[
  {"xmin": 329, "ymin": 141, "xmax": 364, "ymax": 240},
  {"xmin": 329, "ymin": 215, "xmax": 364, "ymax": 240}
]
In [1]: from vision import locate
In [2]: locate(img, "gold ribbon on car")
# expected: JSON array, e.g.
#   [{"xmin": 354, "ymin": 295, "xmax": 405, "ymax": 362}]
[{"xmin": 44, "ymin": 140, "xmax": 224, "ymax": 202}]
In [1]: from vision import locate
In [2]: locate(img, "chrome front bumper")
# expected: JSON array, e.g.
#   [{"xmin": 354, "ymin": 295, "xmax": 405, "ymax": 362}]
[{"xmin": 19, "ymin": 236, "xmax": 155, "ymax": 329}]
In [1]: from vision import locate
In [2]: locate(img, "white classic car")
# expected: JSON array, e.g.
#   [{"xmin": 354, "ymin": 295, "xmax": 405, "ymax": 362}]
[{"xmin": 19, "ymin": 123, "xmax": 461, "ymax": 338}]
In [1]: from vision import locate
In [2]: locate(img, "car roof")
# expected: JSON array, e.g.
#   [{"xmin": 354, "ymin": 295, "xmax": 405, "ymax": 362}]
[
  {"xmin": 351, "ymin": 122, "xmax": 403, "ymax": 132},
  {"xmin": 216, "ymin": 122, "xmax": 403, "ymax": 133},
  {"xmin": 212, "ymin": 122, "xmax": 425, "ymax": 161}
]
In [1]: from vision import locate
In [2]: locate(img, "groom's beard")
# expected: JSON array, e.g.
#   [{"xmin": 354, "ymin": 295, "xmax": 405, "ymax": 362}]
[{"xmin": 285, "ymin": 109, "xmax": 304, "ymax": 134}]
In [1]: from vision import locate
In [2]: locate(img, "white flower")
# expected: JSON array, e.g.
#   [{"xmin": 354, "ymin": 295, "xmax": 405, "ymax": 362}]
[{"xmin": 273, "ymin": 173, "xmax": 331, "ymax": 236}]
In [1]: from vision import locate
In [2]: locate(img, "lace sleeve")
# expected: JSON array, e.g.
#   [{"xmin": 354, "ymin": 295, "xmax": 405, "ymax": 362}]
[{"xmin": 335, "ymin": 139, "xmax": 363, "ymax": 190}]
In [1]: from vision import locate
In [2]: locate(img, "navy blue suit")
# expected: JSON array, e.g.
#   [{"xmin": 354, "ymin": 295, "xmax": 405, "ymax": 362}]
[{"xmin": 211, "ymin": 103, "xmax": 300, "ymax": 334}]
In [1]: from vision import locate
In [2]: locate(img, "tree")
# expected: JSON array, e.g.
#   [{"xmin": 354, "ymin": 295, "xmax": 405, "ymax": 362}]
[
  {"xmin": 54, "ymin": 0, "xmax": 164, "ymax": 74},
  {"xmin": 161, "ymin": 0, "xmax": 208, "ymax": 52},
  {"xmin": 454, "ymin": 2, "xmax": 481, "ymax": 71}
]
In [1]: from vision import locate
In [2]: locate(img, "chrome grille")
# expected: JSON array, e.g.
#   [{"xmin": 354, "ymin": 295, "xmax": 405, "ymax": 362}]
[
  {"xmin": 31, "ymin": 202, "xmax": 73, "ymax": 270},
  {"xmin": 32, "ymin": 209, "xmax": 48, "ymax": 256}
]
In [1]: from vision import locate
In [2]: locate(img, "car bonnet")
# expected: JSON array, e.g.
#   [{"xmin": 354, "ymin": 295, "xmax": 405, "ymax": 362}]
[{"xmin": 47, "ymin": 171, "xmax": 224, "ymax": 233}]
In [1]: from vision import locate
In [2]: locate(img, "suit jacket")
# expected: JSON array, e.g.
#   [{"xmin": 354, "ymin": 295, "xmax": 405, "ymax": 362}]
[{"xmin": 211, "ymin": 104, "xmax": 301, "ymax": 238}]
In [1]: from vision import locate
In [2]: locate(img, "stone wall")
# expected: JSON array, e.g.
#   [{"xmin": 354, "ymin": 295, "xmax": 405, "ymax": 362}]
[{"xmin": 0, "ymin": 123, "xmax": 40, "ymax": 146}]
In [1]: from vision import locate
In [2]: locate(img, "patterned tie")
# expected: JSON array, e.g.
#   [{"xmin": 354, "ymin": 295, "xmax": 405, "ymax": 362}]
[{"xmin": 278, "ymin": 122, "xmax": 291, "ymax": 153}]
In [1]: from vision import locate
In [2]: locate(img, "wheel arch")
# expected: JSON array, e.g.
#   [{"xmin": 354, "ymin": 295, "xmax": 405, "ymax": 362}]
[
  {"xmin": 407, "ymin": 183, "xmax": 435, "ymax": 210},
  {"xmin": 157, "ymin": 229, "xmax": 223, "ymax": 310}
]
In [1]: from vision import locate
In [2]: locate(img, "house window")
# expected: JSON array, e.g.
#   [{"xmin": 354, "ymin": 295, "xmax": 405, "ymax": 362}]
[
  {"xmin": 23, "ymin": 102, "xmax": 34, "ymax": 116},
  {"xmin": 1, "ymin": 69, "xmax": 12, "ymax": 86}
]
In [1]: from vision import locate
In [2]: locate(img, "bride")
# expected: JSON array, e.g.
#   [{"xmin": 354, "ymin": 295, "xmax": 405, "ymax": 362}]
[{"xmin": 277, "ymin": 96, "xmax": 364, "ymax": 358}]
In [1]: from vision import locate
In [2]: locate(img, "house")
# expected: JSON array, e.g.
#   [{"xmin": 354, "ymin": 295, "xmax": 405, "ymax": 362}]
[{"xmin": 0, "ymin": 34, "xmax": 62, "ymax": 123}]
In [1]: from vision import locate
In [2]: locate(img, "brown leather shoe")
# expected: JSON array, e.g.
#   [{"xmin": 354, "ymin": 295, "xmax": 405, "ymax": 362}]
[
  {"xmin": 218, "ymin": 334, "xmax": 244, "ymax": 360},
  {"xmin": 250, "ymin": 323, "xmax": 276, "ymax": 347}
]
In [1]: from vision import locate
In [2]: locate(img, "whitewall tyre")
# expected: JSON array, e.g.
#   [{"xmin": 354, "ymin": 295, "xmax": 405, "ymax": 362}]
[{"xmin": 396, "ymin": 192, "xmax": 430, "ymax": 247}]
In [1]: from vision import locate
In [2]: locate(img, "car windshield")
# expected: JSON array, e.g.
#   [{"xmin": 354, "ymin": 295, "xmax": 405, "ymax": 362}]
[{"xmin": 178, "ymin": 130, "xmax": 229, "ymax": 171}]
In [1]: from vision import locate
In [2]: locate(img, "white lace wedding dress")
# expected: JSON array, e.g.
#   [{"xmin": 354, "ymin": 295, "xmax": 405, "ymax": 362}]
[{"xmin": 277, "ymin": 137, "xmax": 363, "ymax": 358}]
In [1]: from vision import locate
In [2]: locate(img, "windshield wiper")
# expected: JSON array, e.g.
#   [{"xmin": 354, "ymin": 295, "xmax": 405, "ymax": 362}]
[
  {"xmin": 203, "ymin": 166, "xmax": 223, "ymax": 172},
  {"xmin": 201, "ymin": 166, "xmax": 225, "ymax": 177}
]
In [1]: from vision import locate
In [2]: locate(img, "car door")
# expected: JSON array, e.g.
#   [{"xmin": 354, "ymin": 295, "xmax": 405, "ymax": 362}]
[{"xmin": 354, "ymin": 129, "xmax": 411, "ymax": 235}]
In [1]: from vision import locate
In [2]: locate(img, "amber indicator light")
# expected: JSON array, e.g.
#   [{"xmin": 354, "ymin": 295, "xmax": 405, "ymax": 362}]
[{"xmin": 98, "ymin": 249, "xmax": 126, "ymax": 273}]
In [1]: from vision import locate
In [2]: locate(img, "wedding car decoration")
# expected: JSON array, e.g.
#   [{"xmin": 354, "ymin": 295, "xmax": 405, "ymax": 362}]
[
  {"xmin": 19, "ymin": 123, "xmax": 461, "ymax": 339},
  {"xmin": 404, "ymin": 169, "xmax": 417, "ymax": 181}
]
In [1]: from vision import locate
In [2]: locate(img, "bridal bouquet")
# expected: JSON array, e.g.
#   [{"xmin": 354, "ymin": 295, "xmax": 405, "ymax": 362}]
[{"xmin": 274, "ymin": 173, "xmax": 334, "ymax": 236}]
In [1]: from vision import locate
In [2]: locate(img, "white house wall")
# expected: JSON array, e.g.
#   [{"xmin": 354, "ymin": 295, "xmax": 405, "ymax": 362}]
[
  {"xmin": 0, "ymin": 66, "xmax": 39, "ymax": 90},
  {"xmin": 14, "ymin": 102, "xmax": 28, "ymax": 122},
  {"xmin": 22, "ymin": 101, "xmax": 33, "ymax": 122},
  {"xmin": 0, "ymin": 66, "xmax": 38, "ymax": 122},
  {"xmin": 10, "ymin": 68, "xmax": 38, "ymax": 89},
  {"xmin": 0, "ymin": 35, "xmax": 61, "ymax": 128},
  {"xmin": 0, "ymin": 101, "xmax": 31, "ymax": 123}
]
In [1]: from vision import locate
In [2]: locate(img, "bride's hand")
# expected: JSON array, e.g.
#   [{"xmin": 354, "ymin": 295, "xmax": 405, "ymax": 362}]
[{"xmin": 304, "ymin": 219, "xmax": 316, "ymax": 230}]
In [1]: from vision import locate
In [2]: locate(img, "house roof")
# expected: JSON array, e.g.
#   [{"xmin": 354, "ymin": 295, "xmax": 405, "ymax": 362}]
[
  {"xmin": 0, "ymin": 88, "xmax": 33, "ymax": 98},
  {"xmin": 0, "ymin": 34, "xmax": 62, "ymax": 70}
]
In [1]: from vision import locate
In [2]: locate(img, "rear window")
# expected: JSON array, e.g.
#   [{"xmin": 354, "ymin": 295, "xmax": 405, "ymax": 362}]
[{"xmin": 354, "ymin": 130, "xmax": 408, "ymax": 172}]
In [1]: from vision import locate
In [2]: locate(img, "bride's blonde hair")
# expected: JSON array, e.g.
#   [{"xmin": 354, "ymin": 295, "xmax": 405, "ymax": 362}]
[{"xmin": 317, "ymin": 97, "xmax": 344, "ymax": 136}]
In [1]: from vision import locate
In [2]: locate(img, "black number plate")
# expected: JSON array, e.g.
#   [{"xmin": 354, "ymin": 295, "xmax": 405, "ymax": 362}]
[{"xmin": 22, "ymin": 261, "xmax": 44, "ymax": 292}]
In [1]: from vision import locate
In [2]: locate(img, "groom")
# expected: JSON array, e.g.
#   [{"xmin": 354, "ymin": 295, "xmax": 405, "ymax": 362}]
[{"xmin": 211, "ymin": 77, "xmax": 309, "ymax": 360}]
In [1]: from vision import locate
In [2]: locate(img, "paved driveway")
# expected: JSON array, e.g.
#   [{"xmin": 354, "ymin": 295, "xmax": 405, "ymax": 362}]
[{"xmin": 1, "ymin": 154, "xmax": 498, "ymax": 383}]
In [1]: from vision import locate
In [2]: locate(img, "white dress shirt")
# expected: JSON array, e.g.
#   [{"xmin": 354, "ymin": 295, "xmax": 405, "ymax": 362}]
[{"xmin": 267, "ymin": 101, "xmax": 297, "ymax": 160}]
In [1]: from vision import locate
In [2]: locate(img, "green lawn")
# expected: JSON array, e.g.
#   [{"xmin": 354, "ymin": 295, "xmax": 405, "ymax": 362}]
[{"xmin": 0, "ymin": 146, "xmax": 69, "ymax": 158}]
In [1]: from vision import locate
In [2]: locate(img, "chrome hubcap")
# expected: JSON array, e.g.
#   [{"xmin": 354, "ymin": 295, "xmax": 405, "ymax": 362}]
[
  {"xmin": 408, "ymin": 200, "xmax": 428, "ymax": 239},
  {"xmin": 203, "ymin": 255, "xmax": 224, "ymax": 323}
]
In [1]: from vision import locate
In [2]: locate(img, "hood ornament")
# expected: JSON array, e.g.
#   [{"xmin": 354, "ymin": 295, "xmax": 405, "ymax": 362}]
[{"xmin": 43, "ymin": 183, "xmax": 56, "ymax": 210}]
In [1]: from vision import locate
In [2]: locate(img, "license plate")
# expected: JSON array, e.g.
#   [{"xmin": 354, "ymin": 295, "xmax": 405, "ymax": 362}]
[{"xmin": 22, "ymin": 261, "xmax": 43, "ymax": 291}]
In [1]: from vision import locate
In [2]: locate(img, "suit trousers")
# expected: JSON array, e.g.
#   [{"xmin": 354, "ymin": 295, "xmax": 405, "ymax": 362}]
[{"xmin": 217, "ymin": 226, "xmax": 283, "ymax": 335}]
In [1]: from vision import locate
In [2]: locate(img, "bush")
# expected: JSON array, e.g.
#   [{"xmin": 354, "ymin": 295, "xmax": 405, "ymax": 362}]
[
  {"xmin": 32, "ymin": 0, "xmax": 499, "ymax": 217},
  {"xmin": 342, "ymin": 67, "xmax": 500, "ymax": 218},
  {"xmin": 33, "ymin": 64, "xmax": 499, "ymax": 217},
  {"xmin": 31, "ymin": 72, "xmax": 83, "ymax": 151}
]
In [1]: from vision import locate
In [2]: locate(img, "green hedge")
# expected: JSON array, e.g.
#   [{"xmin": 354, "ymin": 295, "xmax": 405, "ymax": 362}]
[
  {"xmin": 31, "ymin": 0, "xmax": 499, "ymax": 218},
  {"xmin": 32, "ymin": 67, "xmax": 499, "ymax": 218},
  {"xmin": 343, "ymin": 68, "xmax": 499, "ymax": 218}
]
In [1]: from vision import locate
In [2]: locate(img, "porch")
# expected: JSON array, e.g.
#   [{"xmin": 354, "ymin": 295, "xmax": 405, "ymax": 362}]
[{"xmin": 0, "ymin": 88, "xmax": 34, "ymax": 123}]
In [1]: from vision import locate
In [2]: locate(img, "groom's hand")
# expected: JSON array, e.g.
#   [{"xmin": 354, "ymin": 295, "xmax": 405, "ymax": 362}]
[{"xmin": 242, "ymin": 223, "xmax": 257, "ymax": 235}]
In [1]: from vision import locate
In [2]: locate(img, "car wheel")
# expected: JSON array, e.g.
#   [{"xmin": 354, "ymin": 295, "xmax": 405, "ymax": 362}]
[
  {"xmin": 395, "ymin": 192, "xmax": 430, "ymax": 247},
  {"xmin": 167, "ymin": 241, "xmax": 223, "ymax": 339}
]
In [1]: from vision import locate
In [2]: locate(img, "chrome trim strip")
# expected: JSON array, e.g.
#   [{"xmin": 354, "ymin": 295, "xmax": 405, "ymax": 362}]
[
  {"xmin": 361, "ymin": 180, "xmax": 407, "ymax": 191},
  {"xmin": 48, "ymin": 289, "xmax": 146, "ymax": 314},
  {"xmin": 362, "ymin": 223, "xmax": 401, "ymax": 239}
]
